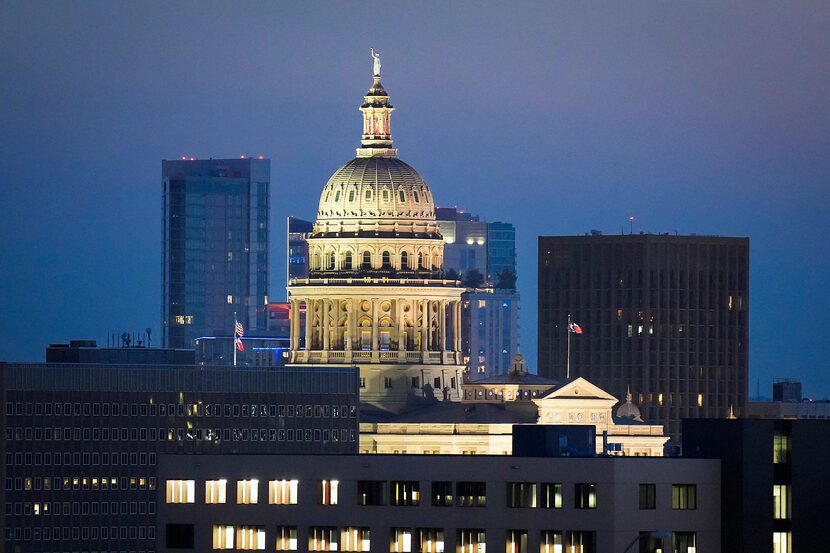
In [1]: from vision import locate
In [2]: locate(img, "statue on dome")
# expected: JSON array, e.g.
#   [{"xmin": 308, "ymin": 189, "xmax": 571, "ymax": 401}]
[{"xmin": 371, "ymin": 48, "xmax": 381, "ymax": 76}]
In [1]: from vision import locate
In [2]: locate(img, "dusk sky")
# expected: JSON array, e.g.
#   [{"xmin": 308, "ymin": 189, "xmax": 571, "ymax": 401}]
[{"xmin": 1, "ymin": 2, "xmax": 828, "ymax": 397}]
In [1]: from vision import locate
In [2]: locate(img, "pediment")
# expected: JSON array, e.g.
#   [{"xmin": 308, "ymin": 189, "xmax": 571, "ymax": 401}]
[{"xmin": 535, "ymin": 377, "xmax": 618, "ymax": 404}]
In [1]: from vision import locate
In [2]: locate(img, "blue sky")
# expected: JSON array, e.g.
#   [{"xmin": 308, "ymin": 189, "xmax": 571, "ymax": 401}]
[{"xmin": 1, "ymin": 1, "xmax": 828, "ymax": 397}]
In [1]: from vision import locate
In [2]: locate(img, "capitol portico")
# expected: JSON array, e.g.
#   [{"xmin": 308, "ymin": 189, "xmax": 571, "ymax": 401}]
[{"xmin": 288, "ymin": 57, "xmax": 466, "ymax": 410}]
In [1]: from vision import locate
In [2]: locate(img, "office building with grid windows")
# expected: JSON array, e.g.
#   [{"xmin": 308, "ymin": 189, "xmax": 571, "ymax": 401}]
[
  {"xmin": 538, "ymin": 234, "xmax": 749, "ymax": 442},
  {"xmin": 157, "ymin": 453, "xmax": 719, "ymax": 553},
  {"xmin": 0, "ymin": 362, "xmax": 359, "ymax": 553}
]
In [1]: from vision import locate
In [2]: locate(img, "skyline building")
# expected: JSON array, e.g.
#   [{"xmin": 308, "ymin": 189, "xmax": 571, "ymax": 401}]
[
  {"xmin": 0, "ymin": 361, "xmax": 359, "ymax": 552},
  {"xmin": 162, "ymin": 158, "xmax": 270, "ymax": 349},
  {"xmin": 286, "ymin": 59, "xmax": 466, "ymax": 411},
  {"xmin": 436, "ymin": 207, "xmax": 519, "ymax": 378},
  {"xmin": 538, "ymin": 233, "xmax": 749, "ymax": 442},
  {"xmin": 287, "ymin": 216, "xmax": 314, "ymax": 290}
]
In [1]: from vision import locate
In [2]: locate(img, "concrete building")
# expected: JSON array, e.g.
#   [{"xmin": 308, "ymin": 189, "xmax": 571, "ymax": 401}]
[
  {"xmin": 683, "ymin": 418, "xmax": 830, "ymax": 553},
  {"xmin": 194, "ymin": 335, "xmax": 290, "ymax": 367},
  {"xmin": 157, "ymin": 453, "xmax": 719, "ymax": 553},
  {"xmin": 46, "ymin": 339, "xmax": 194, "ymax": 365},
  {"xmin": 538, "ymin": 233, "xmax": 749, "ymax": 442},
  {"xmin": 286, "ymin": 60, "xmax": 465, "ymax": 412},
  {"xmin": 0, "ymin": 361, "xmax": 359, "ymax": 553},
  {"xmin": 162, "ymin": 157, "xmax": 270, "ymax": 349}
]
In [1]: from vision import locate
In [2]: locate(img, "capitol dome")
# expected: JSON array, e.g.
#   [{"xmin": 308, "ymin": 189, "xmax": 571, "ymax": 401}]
[
  {"xmin": 616, "ymin": 387, "xmax": 644, "ymax": 422},
  {"xmin": 316, "ymin": 156, "xmax": 436, "ymax": 222}
]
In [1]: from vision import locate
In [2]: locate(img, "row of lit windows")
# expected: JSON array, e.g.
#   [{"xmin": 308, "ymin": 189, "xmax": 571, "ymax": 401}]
[
  {"xmin": 7, "ymin": 476, "xmax": 155, "ymax": 492},
  {"xmin": 5, "ymin": 500, "xmax": 155, "ymax": 516},
  {"xmin": 167, "ymin": 479, "xmax": 339, "ymax": 505},
  {"xmin": 5, "ymin": 401, "xmax": 357, "ymax": 419},
  {"xmin": 166, "ymin": 480, "xmax": 701, "ymax": 512},
  {"xmin": 4, "ymin": 524, "xmax": 155, "ymax": 542},
  {"xmin": 5, "ymin": 450, "xmax": 155, "ymax": 467},
  {"xmin": 4, "ymin": 426, "xmax": 357, "ymax": 445},
  {"xmin": 197, "ymin": 526, "xmax": 699, "ymax": 553}
]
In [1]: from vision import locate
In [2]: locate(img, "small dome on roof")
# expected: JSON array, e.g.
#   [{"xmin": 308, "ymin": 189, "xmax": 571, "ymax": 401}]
[{"xmin": 616, "ymin": 386, "xmax": 643, "ymax": 422}]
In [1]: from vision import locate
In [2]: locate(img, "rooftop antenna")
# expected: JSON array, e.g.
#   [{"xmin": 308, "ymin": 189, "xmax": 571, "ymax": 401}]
[
  {"xmin": 628, "ymin": 215, "xmax": 635, "ymax": 235},
  {"xmin": 146, "ymin": 327, "xmax": 152, "ymax": 347}
]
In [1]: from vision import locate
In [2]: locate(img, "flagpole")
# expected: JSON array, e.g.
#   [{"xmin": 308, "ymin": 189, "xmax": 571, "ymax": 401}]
[
  {"xmin": 233, "ymin": 311, "xmax": 237, "ymax": 368},
  {"xmin": 566, "ymin": 313, "xmax": 571, "ymax": 380}
]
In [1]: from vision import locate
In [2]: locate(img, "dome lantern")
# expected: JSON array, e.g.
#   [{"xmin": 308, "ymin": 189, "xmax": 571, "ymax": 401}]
[{"xmin": 357, "ymin": 49, "xmax": 397, "ymax": 158}]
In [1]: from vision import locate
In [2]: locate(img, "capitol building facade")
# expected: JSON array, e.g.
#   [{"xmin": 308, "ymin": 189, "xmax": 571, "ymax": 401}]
[{"xmin": 287, "ymin": 66, "xmax": 465, "ymax": 410}]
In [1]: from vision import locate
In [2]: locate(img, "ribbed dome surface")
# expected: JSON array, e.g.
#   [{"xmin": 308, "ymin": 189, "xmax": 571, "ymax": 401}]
[{"xmin": 317, "ymin": 156, "xmax": 436, "ymax": 222}]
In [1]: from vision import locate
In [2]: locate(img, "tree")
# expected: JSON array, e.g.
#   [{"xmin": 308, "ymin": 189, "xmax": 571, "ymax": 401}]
[
  {"xmin": 462, "ymin": 268, "xmax": 485, "ymax": 289},
  {"xmin": 495, "ymin": 268, "xmax": 517, "ymax": 290}
]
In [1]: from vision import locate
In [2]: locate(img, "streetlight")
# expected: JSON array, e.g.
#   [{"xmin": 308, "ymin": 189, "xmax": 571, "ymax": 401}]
[{"xmin": 621, "ymin": 530, "xmax": 670, "ymax": 553}]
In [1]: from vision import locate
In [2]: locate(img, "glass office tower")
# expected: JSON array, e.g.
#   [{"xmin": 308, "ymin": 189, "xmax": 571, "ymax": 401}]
[{"xmin": 162, "ymin": 158, "xmax": 270, "ymax": 349}]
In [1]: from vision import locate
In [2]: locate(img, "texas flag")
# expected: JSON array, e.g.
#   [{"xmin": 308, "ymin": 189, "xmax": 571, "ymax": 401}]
[{"xmin": 569, "ymin": 322, "xmax": 584, "ymax": 334}]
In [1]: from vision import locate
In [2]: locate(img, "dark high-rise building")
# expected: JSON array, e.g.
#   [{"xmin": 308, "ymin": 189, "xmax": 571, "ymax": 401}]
[
  {"xmin": 162, "ymin": 158, "xmax": 270, "ymax": 349},
  {"xmin": 538, "ymin": 234, "xmax": 749, "ymax": 441},
  {"xmin": 0, "ymin": 361, "xmax": 359, "ymax": 552},
  {"xmin": 683, "ymin": 418, "xmax": 830, "ymax": 553}
]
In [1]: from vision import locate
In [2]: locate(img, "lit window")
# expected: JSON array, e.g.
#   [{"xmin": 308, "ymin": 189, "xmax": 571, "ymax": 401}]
[
  {"xmin": 773, "ymin": 434, "xmax": 790, "ymax": 464},
  {"xmin": 205, "ymin": 479, "xmax": 227, "ymax": 504},
  {"xmin": 457, "ymin": 529, "xmax": 485, "ymax": 553},
  {"xmin": 773, "ymin": 532, "xmax": 791, "ymax": 553},
  {"xmin": 574, "ymin": 483, "xmax": 596, "ymax": 509},
  {"xmin": 268, "ymin": 479, "xmax": 298, "ymax": 505},
  {"xmin": 506, "ymin": 530, "xmax": 527, "ymax": 553},
  {"xmin": 390, "ymin": 481, "xmax": 420, "ymax": 506},
  {"xmin": 419, "ymin": 529, "xmax": 444, "ymax": 553},
  {"xmin": 697, "ymin": 393, "xmax": 703, "ymax": 407},
  {"xmin": 165, "ymin": 480, "xmax": 194, "ymax": 504},
  {"xmin": 227, "ymin": 295, "xmax": 233, "ymax": 304},
  {"xmin": 390, "ymin": 528, "xmax": 412, "ymax": 553},
  {"xmin": 565, "ymin": 532, "xmax": 594, "ymax": 553},
  {"xmin": 456, "ymin": 482, "xmax": 486, "ymax": 507},
  {"xmin": 236, "ymin": 526, "xmax": 266, "ymax": 550},
  {"xmin": 213, "ymin": 525, "xmax": 234, "ymax": 550},
  {"xmin": 658, "ymin": 393, "xmax": 664, "ymax": 406},
  {"xmin": 540, "ymin": 531, "xmax": 563, "ymax": 553},
  {"xmin": 321, "ymin": 480, "xmax": 339, "ymax": 505},
  {"xmin": 309, "ymin": 527, "xmax": 338, "ymax": 551},
  {"xmin": 276, "ymin": 526, "xmax": 298, "ymax": 551},
  {"xmin": 341, "ymin": 527, "xmax": 371, "ymax": 552},
  {"xmin": 237, "ymin": 479, "xmax": 259, "ymax": 504},
  {"xmin": 672, "ymin": 484, "xmax": 696, "ymax": 510},
  {"xmin": 507, "ymin": 482, "xmax": 536, "ymax": 508},
  {"xmin": 672, "ymin": 532, "xmax": 696, "ymax": 553},
  {"xmin": 773, "ymin": 485, "xmax": 791, "ymax": 519},
  {"xmin": 540, "ymin": 483, "xmax": 562, "ymax": 509}
]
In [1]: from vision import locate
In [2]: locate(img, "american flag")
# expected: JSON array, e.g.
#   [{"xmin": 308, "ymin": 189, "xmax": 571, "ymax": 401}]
[{"xmin": 235, "ymin": 321, "xmax": 244, "ymax": 337}]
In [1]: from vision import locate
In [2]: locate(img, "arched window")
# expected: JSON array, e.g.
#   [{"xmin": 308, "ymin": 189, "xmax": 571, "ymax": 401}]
[
  {"xmin": 334, "ymin": 190, "xmax": 341, "ymax": 202},
  {"xmin": 413, "ymin": 190, "xmax": 420, "ymax": 203},
  {"xmin": 399, "ymin": 190, "xmax": 406, "ymax": 202},
  {"xmin": 348, "ymin": 189, "xmax": 355, "ymax": 202},
  {"xmin": 382, "ymin": 189, "xmax": 389, "ymax": 202},
  {"xmin": 324, "ymin": 190, "xmax": 331, "ymax": 202},
  {"xmin": 365, "ymin": 189, "xmax": 372, "ymax": 202},
  {"xmin": 382, "ymin": 251, "xmax": 391, "ymax": 268},
  {"xmin": 328, "ymin": 252, "xmax": 335, "ymax": 270},
  {"xmin": 344, "ymin": 252, "xmax": 353, "ymax": 270},
  {"xmin": 400, "ymin": 251, "xmax": 409, "ymax": 269},
  {"xmin": 419, "ymin": 253, "xmax": 426, "ymax": 270},
  {"xmin": 362, "ymin": 251, "xmax": 372, "ymax": 269}
]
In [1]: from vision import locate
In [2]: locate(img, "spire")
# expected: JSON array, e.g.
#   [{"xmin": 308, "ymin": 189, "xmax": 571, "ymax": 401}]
[
  {"xmin": 626, "ymin": 385, "xmax": 632, "ymax": 402},
  {"xmin": 357, "ymin": 49, "xmax": 397, "ymax": 158},
  {"xmin": 727, "ymin": 404, "xmax": 736, "ymax": 419}
]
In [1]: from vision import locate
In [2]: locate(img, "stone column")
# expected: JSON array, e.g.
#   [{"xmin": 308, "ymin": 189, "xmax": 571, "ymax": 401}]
[
  {"xmin": 304, "ymin": 299, "xmax": 314, "ymax": 351},
  {"xmin": 454, "ymin": 300, "xmax": 462, "ymax": 353},
  {"xmin": 398, "ymin": 298, "xmax": 406, "ymax": 352},
  {"xmin": 371, "ymin": 298, "xmax": 379, "ymax": 354},
  {"xmin": 439, "ymin": 300, "xmax": 446, "ymax": 353},
  {"xmin": 344, "ymin": 299, "xmax": 352, "ymax": 351},
  {"xmin": 322, "ymin": 300, "xmax": 330, "ymax": 351},
  {"xmin": 290, "ymin": 299, "xmax": 299, "ymax": 351},
  {"xmin": 420, "ymin": 299, "xmax": 429, "ymax": 353}
]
